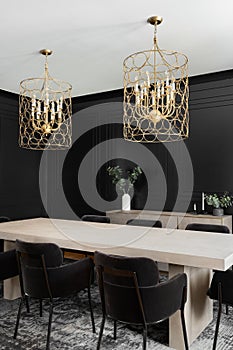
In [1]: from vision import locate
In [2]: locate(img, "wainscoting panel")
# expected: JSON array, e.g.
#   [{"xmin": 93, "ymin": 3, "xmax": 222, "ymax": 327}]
[{"xmin": 0, "ymin": 90, "xmax": 44, "ymax": 220}]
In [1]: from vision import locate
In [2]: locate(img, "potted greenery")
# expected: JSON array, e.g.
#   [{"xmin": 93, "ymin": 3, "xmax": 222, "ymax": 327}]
[
  {"xmin": 205, "ymin": 192, "xmax": 233, "ymax": 216},
  {"xmin": 107, "ymin": 165, "xmax": 142, "ymax": 210}
]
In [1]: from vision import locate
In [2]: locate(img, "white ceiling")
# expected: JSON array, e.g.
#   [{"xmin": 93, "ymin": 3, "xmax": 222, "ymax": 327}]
[{"xmin": 1, "ymin": 0, "xmax": 233, "ymax": 97}]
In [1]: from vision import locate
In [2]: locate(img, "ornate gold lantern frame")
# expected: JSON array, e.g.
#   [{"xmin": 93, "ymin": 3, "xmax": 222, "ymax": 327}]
[
  {"xmin": 19, "ymin": 49, "xmax": 72, "ymax": 150},
  {"xmin": 123, "ymin": 16, "xmax": 189, "ymax": 143}
]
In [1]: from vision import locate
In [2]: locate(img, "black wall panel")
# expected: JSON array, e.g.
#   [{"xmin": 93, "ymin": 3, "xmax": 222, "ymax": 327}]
[
  {"xmin": 186, "ymin": 72, "xmax": 233, "ymax": 212},
  {"xmin": 0, "ymin": 90, "xmax": 45, "ymax": 219},
  {"xmin": 1, "ymin": 70, "xmax": 233, "ymax": 220},
  {"xmin": 68, "ymin": 71, "xmax": 233, "ymax": 216}
]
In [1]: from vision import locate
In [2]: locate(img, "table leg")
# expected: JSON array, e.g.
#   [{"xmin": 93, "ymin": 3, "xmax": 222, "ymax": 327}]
[
  {"xmin": 169, "ymin": 264, "xmax": 212, "ymax": 350},
  {"xmin": 4, "ymin": 240, "xmax": 21, "ymax": 300}
]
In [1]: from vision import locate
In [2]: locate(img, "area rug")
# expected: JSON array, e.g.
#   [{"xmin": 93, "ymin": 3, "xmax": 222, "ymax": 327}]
[{"xmin": 0, "ymin": 284, "xmax": 232, "ymax": 350}]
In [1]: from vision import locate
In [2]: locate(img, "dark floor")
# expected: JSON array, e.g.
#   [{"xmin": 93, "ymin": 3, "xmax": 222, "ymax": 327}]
[{"xmin": 0, "ymin": 283, "xmax": 232, "ymax": 349}]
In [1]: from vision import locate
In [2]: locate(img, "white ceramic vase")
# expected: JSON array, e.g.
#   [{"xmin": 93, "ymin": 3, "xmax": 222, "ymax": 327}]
[{"xmin": 122, "ymin": 193, "xmax": 131, "ymax": 211}]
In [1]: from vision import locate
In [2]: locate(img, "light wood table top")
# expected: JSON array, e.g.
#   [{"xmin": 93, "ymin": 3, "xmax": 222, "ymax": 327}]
[
  {"xmin": 1, "ymin": 217, "xmax": 232, "ymax": 349},
  {"xmin": 0, "ymin": 217, "xmax": 233, "ymax": 271}
]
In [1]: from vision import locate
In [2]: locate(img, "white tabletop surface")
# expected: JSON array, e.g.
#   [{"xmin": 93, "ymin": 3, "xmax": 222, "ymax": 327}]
[{"xmin": 0, "ymin": 217, "xmax": 233, "ymax": 270}]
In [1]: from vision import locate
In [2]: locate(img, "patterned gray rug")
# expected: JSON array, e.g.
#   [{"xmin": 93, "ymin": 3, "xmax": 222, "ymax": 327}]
[{"xmin": 0, "ymin": 283, "xmax": 232, "ymax": 350}]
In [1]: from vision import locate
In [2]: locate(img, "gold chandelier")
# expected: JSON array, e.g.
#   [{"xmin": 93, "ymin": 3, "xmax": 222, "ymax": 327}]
[
  {"xmin": 123, "ymin": 16, "xmax": 189, "ymax": 143},
  {"xmin": 19, "ymin": 49, "xmax": 72, "ymax": 150}
]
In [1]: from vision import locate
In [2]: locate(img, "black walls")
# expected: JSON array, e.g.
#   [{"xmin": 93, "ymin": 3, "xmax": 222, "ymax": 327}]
[
  {"xmin": 187, "ymin": 70, "xmax": 233, "ymax": 212},
  {"xmin": 62, "ymin": 70, "xmax": 233, "ymax": 217},
  {"xmin": 0, "ymin": 90, "xmax": 45, "ymax": 219},
  {"xmin": 1, "ymin": 70, "xmax": 233, "ymax": 220}
]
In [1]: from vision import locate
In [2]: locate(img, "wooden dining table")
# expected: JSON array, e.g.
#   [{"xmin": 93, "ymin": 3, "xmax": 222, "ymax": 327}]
[{"xmin": 1, "ymin": 217, "xmax": 233, "ymax": 350}]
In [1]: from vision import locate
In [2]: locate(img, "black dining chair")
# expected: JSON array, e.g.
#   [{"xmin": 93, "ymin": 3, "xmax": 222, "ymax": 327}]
[
  {"xmin": 185, "ymin": 223, "xmax": 231, "ymax": 317},
  {"xmin": 94, "ymin": 251, "xmax": 188, "ymax": 350},
  {"xmin": 185, "ymin": 223, "xmax": 230, "ymax": 234},
  {"xmin": 0, "ymin": 249, "xmax": 18, "ymax": 282},
  {"xmin": 81, "ymin": 215, "xmax": 110, "ymax": 223},
  {"xmin": 14, "ymin": 240, "xmax": 95, "ymax": 350},
  {"xmin": 207, "ymin": 270, "xmax": 233, "ymax": 350},
  {"xmin": 0, "ymin": 249, "xmax": 19, "ymax": 301},
  {"xmin": 126, "ymin": 219, "xmax": 162, "ymax": 228}
]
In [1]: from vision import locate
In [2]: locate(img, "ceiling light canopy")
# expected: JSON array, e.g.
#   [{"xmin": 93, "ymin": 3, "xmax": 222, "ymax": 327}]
[
  {"xmin": 123, "ymin": 16, "xmax": 189, "ymax": 143},
  {"xmin": 19, "ymin": 49, "xmax": 72, "ymax": 150}
]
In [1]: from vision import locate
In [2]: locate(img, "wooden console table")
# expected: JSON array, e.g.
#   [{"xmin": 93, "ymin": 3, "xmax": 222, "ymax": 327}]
[{"xmin": 106, "ymin": 210, "xmax": 232, "ymax": 232}]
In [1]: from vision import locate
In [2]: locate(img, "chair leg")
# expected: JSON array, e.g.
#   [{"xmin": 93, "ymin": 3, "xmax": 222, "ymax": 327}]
[
  {"xmin": 226, "ymin": 304, "xmax": 229, "ymax": 315},
  {"xmin": 40, "ymin": 299, "xmax": 43, "ymax": 317},
  {"xmin": 142, "ymin": 326, "xmax": 147, "ymax": 350},
  {"xmin": 113, "ymin": 320, "xmax": 117, "ymax": 340},
  {"xmin": 97, "ymin": 316, "xmax": 105, "ymax": 350},
  {"xmin": 87, "ymin": 286, "xmax": 95, "ymax": 333},
  {"xmin": 14, "ymin": 297, "xmax": 23, "ymax": 339},
  {"xmin": 180, "ymin": 309, "xmax": 189, "ymax": 350},
  {"xmin": 25, "ymin": 295, "xmax": 30, "ymax": 313},
  {"xmin": 46, "ymin": 301, "xmax": 53, "ymax": 350},
  {"xmin": 213, "ymin": 283, "xmax": 222, "ymax": 350}
]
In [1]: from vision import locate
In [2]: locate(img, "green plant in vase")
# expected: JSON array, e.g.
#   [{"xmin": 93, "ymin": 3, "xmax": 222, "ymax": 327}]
[
  {"xmin": 205, "ymin": 192, "xmax": 233, "ymax": 216},
  {"xmin": 107, "ymin": 165, "xmax": 142, "ymax": 210}
]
